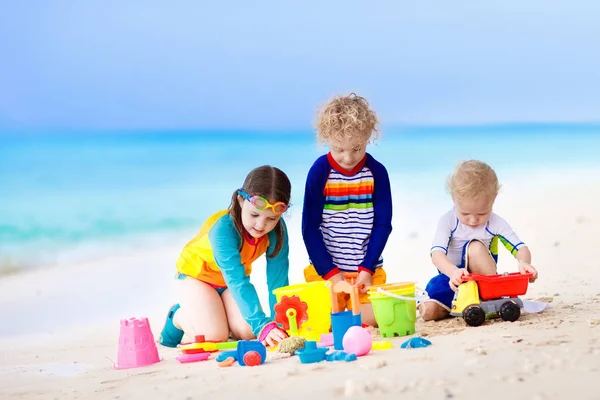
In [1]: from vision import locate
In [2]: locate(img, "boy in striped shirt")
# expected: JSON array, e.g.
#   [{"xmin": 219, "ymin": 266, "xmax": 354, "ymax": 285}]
[{"xmin": 302, "ymin": 93, "xmax": 393, "ymax": 326}]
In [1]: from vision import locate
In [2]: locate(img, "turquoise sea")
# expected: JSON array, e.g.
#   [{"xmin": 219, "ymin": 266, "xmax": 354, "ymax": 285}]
[{"xmin": 1, "ymin": 124, "xmax": 600, "ymax": 273}]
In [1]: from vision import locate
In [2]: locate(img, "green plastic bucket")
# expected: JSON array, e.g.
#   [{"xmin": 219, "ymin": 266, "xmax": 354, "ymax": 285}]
[{"xmin": 368, "ymin": 282, "xmax": 428, "ymax": 338}]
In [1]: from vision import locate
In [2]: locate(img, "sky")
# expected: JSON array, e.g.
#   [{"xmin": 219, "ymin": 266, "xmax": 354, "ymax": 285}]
[{"xmin": 1, "ymin": 0, "xmax": 599, "ymax": 131}]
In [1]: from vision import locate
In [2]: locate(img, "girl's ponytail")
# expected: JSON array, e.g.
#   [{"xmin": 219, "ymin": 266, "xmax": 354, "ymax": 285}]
[{"xmin": 229, "ymin": 189, "xmax": 245, "ymax": 252}]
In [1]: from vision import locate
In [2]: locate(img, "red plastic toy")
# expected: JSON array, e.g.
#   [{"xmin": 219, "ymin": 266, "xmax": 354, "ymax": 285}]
[
  {"xmin": 463, "ymin": 272, "xmax": 533, "ymax": 300},
  {"xmin": 451, "ymin": 272, "xmax": 534, "ymax": 327}
]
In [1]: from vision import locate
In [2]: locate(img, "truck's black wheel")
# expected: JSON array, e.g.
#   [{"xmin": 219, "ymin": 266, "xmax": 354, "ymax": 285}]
[
  {"xmin": 499, "ymin": 301, "xmax": 521, "ymax": 322},
  {"xmin": 463, "ymin": 305, "xmax": 486, "ymax": 327}
]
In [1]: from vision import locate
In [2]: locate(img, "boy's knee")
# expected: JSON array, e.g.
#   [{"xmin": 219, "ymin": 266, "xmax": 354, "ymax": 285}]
[
  {"xmin": 466, "ymin": 241, "xmax": 495, "ymax": 275},
  {"xmin": 467, "ymin": 240, "xmax": 488, "ymax": 257},
  {"xmin": 419, "ymin": 302, "xmax": 450, "ymax": 321}
]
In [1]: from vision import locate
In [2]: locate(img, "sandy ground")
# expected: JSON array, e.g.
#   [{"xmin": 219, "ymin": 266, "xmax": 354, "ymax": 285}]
[{"xmin": 1, "ymin": 168, "xmax": 599, "ymax": 399}]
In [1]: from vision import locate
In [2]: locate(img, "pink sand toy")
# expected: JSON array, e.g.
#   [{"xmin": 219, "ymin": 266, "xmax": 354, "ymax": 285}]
[
  {"xmin": 114, "ymin": 317, "xmax": 161, "ymax": 370},
  {"xmin": 342, "ymin": 326, "xmax": 372, "ymax": 356},
  {"xmin": 176, "ymin": 352, "xmax": 211, "ymax": 363},
  {"xmin": 317, "ymin": 333, "xmax": 334, "ymax": 347}
]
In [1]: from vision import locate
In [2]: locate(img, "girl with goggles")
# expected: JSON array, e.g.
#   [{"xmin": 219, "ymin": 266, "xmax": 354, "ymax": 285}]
[
  {"xmin": 160, "ymin": 165, "xmax": 292, "ymax": 351},
  {"xmin": 237, "ymin": 189, "xmax": 288, "ymax": 215}
]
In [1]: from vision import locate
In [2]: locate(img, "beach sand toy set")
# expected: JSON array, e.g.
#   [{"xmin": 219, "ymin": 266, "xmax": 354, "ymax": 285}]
[
  {"xmin": 113, "ymin": 280, "xmax": 422, "ymax": 370},
  {"xmin": 273, "ymin": 281, "xmax": 332, "ymax": 340},
  {"xmin": 273, "ymin": 277, "xmax": 376, "ymax": 360},
  {"xmin": 298, "ymin": 279, "xmax": 374, "ymax": 363},
  {"xmin": 114, "ymin": 317, "xmax": 161, "ymax": 369},
  {"xmin": 368, "ymin": 282, "xmax": 428, "ymax": 338}
]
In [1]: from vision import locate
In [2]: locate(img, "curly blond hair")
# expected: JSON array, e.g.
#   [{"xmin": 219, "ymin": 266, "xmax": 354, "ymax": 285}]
[
  {"xmin": 315, "ymin": 93, "xmax": 379, "ymax": 145},
  {"xmin": 447, "ymin": 160, "xmax": 501, "ymax": 201}
]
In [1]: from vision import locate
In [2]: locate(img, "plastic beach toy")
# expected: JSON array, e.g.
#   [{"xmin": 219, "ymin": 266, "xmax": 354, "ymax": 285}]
[
  {"xmin": 176, "ymin": 352, "xmax": 211, "ymax": 363},
  {"xmin": 273, "ymin": 281, "xmax": 332, "ymax": 340},
  {"xmin": 274, "ymin": 295, "xmax": 308, "ymax": 337},
  {"xmin": 371, "ymin": 341, "xmax": 393, "ymax": 351},
  {"xmin": 330, "ymin": 280, "xmax": 362, "ymax": 350},
  {"xmin": 295, "ymin": 341, "xmax": 328, "ymax": 364},
  {"xmin": 325, "ymin": 351, "xmax": 357, "ymax": 362},
  {"xmin": 216, "ymin": 340, "xmax": 267, "ymax": 366},
  {"xmin": 401, "ymin": 337, "xmax": 432, "ymax": 349},
  {"xmin": 179, "ymin": 335, "xmax": 238, "ymax": 354},
  {"xmin": 368, "ymin": 282, "xmax": 429, "ymax": 338},
  {"xmin": 342, "ymin": 326, "xmax": 372, "ymax": 356},
  {"xmin": 317, "ymin": 333, "xmax": 334, "ymax": 347},
  {"xmin": 114, "ymin": 317, "xmax": 161, "ymax": 369}
]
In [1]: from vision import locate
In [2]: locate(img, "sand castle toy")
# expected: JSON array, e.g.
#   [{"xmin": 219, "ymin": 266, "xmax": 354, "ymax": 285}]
[
  {"xmin": 114, "ymin": 317, "xmax": 161, "ymax": 370},
  {"xmin": 273, "ymin": 281, "xmax": 332, "ymax": 340}
]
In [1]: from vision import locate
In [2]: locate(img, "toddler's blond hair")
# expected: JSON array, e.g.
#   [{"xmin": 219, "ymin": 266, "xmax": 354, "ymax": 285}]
[
  {"xmin": 315, "ymin": 93, "xmax": 379, "ymax": 145},
  {"xmin": 447, "ymin": 160, "xmax": 501, "ymax": 201}
]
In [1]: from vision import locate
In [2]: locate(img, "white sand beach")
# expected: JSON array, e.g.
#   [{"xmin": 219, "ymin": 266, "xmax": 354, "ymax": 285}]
[{"xmin": 1, "ymin": 168, "xmax": 599, "ymax": 400}]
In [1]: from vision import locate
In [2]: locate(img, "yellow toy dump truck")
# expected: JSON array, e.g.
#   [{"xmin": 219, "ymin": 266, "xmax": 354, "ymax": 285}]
[{"xmin": 451, "ymin": 272, "xmax": 533, "ymax": 327}]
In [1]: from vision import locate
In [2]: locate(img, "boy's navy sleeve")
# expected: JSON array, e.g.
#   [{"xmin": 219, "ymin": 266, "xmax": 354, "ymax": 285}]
[
  {"xmin": 359, "ymin": 156, "xmax": 393, "ymax": 274},
  {"xmin": 301, "ymin": 156, "xmax": 338, "ymax": 278},
  {"xmin": 266, "ymin": 219, "xmax": 290, "ymax": 316}
]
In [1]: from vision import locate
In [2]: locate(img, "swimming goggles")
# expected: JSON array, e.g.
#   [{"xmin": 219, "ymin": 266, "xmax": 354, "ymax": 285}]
[{"xmin": 237, "ymin": 189, "xmax": 288, "ymax": 215}]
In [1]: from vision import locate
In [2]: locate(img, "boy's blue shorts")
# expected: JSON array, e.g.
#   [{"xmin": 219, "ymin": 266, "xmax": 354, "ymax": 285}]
[{"xmin": 424, "ymin": 239, "xmax": 495, "ymax": 310}]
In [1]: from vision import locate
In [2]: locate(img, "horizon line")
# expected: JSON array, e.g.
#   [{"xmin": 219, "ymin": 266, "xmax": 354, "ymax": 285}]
[{"xmin": 1, "ymin": 121, "xmax": 600, "ymax": 137}]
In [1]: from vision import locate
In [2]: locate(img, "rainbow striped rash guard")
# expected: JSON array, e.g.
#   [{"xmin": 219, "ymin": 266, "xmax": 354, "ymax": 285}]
[
  {"xmin": 302, "ymin": 152, "xmax": 393, "ymax": 279},
  {"xmin": 430, "ymin": 208, "xmax": 526, "ymax": 266}
]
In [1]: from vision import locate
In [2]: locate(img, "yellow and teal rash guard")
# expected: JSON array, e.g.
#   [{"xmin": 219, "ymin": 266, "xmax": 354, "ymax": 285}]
[{"xmin": 176, "ymin": 210, "xmax": 290, "ymax": 336}]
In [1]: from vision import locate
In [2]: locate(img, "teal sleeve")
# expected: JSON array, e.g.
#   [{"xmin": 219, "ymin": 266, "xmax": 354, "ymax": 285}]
[
  {"xmin": 266, "ymin": 219, "xmax": 290, "ymax": 317},
  {"xmin": 209, "ymin": 215, "xmax": 272, "ymax": 337}
]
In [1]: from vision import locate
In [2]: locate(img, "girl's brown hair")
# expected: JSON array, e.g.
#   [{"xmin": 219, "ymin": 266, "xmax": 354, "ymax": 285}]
[{"xmin": 229, "ymin": 165, "xmax": 291, "ymax": 257}]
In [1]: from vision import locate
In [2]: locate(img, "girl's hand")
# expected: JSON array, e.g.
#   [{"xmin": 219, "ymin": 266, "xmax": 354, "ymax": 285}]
[
  {"xmin": 355, "ymin": 270, "xmax": 373, "ymax": 293},
  {"xmin": 449, "ymin": 268, "xmax": 468, "ymax": 291},
  {"xmin": 518, "ymin": 261, "xmax": 538, "ymax": 283},
  {"xmin": 262, "ymin": 326, "xmax": 288, "ymax": 348}
]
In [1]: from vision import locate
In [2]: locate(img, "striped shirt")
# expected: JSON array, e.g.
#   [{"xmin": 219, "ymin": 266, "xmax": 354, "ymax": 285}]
[{"xmin": 302, "ymin": 153, "xmax": 393, "ymax": 278}]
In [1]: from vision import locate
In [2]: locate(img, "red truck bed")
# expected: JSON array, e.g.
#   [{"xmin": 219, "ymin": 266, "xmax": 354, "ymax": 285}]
[{"xmin": 463, "ymin": 272, "xmax": 533, "ymax": 300}]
